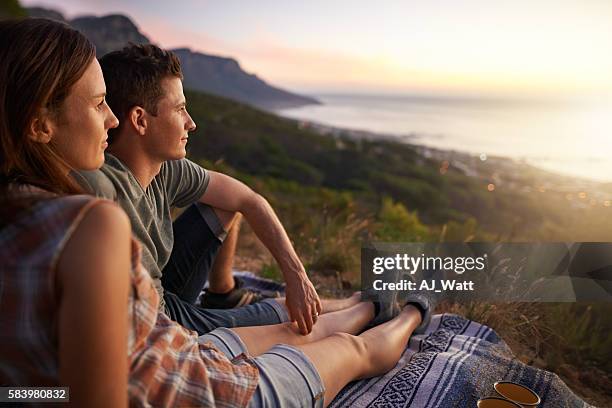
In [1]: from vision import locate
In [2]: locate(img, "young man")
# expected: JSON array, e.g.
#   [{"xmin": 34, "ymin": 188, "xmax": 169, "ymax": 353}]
[{"xmin": 78, "ymin": 44, "xmax": 322, "ymax": 335}]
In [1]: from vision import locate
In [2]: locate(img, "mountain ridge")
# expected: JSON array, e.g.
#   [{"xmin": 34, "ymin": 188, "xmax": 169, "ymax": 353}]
[{"xmin": 25, "ymin": 7, "xmax": 320, "ymax": 110}]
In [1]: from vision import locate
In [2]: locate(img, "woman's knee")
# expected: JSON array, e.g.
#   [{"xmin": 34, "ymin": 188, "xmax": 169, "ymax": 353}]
[
  {"xmin": 327, "ymin": 332, "xmax": 367, "ymax": 355},
  {"xmin": 274, "ymin": 321, "xmax": 310, "ymax": 343}
]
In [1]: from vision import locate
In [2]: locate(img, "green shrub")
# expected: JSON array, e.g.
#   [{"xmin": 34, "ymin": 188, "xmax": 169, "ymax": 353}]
[{"xmin": 375, "ymin": 197, "xmax": 431, "ymax": 242}]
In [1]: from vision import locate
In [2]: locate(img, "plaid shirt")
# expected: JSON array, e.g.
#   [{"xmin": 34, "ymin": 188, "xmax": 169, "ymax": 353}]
[{"xmin": 0, "ymin": 193, "xmax": 259, "ymax": 407}]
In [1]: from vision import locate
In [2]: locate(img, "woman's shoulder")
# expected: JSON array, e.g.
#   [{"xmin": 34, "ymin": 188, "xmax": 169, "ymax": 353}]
[
  {"xmin": 55, "ymin": 195, "xmax": 131, "ymax": 254},
  {"xmin": 55, "ymin": 196, "xmax": 132, "ymax": 283},
  {"xmin": 5, "ymin": 191, "xmax": 129, "ymax": 253},
  {"xmin": 70, "ymin": 198, "xmax": 130, "ymax": 236},
  {"xmin": 20, "ymin": 194, "xmax": 121, "ymax": 233},
  {"xmin": 1, "ymin": 189, "xmax": 120, "ymax": 240}
]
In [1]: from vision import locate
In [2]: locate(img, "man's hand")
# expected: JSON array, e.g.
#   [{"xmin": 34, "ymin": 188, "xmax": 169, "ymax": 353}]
[{"xmin": 284, "ymin": 273, "xmax": 322, "ymax": 335}]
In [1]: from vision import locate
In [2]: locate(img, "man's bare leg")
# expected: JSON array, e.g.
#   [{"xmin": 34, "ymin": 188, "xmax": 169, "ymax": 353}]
[
  {"xmin": 320, "ymin": 291, "xmax": 361, "ymax": 313},
  {"xmin": 231, "ymin": 300, "xmax": 375, "ymax": 355},
  {"xmin": 206, "ymin": 208, "xmax": 362, "ymax": 315},
  {"xmin": 207, "ymin": 207, "xmax": 361, "ymax": 313},
  {"xmin": 273, "ymin": 292, "xmax": 361, "ymax": 315},
  {"xmin": 207, "ymin": 213, "xmax": 242, "ymax": 294}
]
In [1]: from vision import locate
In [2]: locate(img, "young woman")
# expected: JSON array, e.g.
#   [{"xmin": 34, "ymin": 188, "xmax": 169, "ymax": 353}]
[{"xmin": 0, "ymin": 18, "xmax": 429, "ymax": 407}]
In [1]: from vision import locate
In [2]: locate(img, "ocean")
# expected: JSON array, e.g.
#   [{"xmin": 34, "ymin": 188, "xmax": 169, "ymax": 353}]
[{"xmin": 276, "ymin": 93, "xmax": 612, "ymax": 183}]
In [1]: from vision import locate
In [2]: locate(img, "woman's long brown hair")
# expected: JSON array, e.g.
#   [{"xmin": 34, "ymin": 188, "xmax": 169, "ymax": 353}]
[{"xmin": 0, "ymin": 18, "xmax": 96, "ymax": 222}]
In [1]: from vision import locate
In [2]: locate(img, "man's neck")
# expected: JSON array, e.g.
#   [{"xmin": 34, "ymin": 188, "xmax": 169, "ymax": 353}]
[{"xmin": 107, "ymin": 138, "xmax": 162, "ymax": 190}]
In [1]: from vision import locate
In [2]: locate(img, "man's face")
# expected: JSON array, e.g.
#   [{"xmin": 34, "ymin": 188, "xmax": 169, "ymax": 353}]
[{"xmin": 144, "ymin": 76, "xmax": 196, "ymax": 161}]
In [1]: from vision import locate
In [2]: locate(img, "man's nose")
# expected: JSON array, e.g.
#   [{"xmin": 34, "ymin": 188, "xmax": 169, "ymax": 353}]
[{"xmin": 186, "ymin": 113, "xmax": 196, "ymax": 132}]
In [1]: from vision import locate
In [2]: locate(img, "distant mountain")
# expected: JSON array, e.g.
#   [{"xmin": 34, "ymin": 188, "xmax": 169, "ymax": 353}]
[
  {"xmin": 24, "ymin": 7, "xmax": 319, "ymax": 110},
  {"xmin": 71, "ymin": 14, "xmax": 150, "ymax": 57},
  {"xmin": 173, "ymin": 48, "xmax": 319, "ymax": 110},
  {"xmin": 22, "ymin": 6, "xmax": 65, "ymax": 21}
]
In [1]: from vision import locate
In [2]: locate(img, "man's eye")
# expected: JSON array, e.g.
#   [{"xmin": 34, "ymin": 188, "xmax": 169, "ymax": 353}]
[{"xmin": 97, "ymin": 99, "xmax": 105, "ymax": 109}]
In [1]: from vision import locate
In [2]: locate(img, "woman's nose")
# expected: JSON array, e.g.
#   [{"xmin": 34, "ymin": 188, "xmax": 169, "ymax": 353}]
[{"xmin": 107, "ymin": 107, "xmax": 119, "ymax": 129}]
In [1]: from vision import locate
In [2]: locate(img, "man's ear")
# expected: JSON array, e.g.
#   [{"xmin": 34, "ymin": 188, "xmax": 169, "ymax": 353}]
[
  {"xmin": 128, "ymin": 106, "xmax": 148, "ymax": 136},
  {"xmin": 26, "ymin": 112, "xmax": 54, "ymax": 144}
]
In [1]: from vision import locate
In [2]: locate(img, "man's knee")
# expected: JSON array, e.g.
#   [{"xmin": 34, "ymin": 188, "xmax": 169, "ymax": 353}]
[{"xmin": 229, "ymin": 212, "xmax": 242, "ymax": 233}]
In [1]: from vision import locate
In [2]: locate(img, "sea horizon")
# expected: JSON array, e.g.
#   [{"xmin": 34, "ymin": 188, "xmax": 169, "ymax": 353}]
[{"xmin": 275, "ymin": 92, "xmax": 612, "ymax": 184}]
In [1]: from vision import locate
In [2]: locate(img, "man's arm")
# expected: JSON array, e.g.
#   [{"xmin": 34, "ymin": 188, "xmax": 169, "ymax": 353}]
[{"xmin": 199, "ymin": 170, "xmax": 321, "ymax": 335}]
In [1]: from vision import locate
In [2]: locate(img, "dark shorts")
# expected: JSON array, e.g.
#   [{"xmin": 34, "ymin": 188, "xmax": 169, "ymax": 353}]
[{"xmin": 162, "ymin": 203, "xmax": 288, "ymax": 335}]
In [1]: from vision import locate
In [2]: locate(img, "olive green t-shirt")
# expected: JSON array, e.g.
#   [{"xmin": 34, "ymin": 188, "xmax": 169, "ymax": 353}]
[{"xmin": 77, "ymin": 153, "xmax": 210, "ymax": 308}]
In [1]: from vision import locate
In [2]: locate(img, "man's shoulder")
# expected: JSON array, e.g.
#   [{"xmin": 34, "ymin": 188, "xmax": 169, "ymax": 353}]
[
  {"xmin": 159, "ymin": 158, "xmax": 205, "ymax": 182},
  {"xmin": 158, "ymin": 158, "xmax": 209, "ymax": 207},
  {"xmin": 74, "ymin": 167, "xmax": 118, "ymax": 200}
]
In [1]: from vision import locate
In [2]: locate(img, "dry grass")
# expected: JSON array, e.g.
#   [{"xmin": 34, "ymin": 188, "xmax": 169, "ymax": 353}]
[{"xmin": 436, "ymin": 301, "xmax": 612, "ymax": 406}]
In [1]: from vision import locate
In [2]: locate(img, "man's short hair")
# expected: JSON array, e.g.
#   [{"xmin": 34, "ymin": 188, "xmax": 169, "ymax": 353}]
[{"xmin": 100, "ymin": 44, "xmax": 183, "ymax": 142}]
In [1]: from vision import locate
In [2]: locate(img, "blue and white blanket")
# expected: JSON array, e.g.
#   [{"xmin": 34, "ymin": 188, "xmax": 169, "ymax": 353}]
[
  {"xmin": 227, "ymin": 272, "xmax": 591, "ymax": 408},
  {"xmin": 330, "ymin": 313, "xmax": 590, "ymax": 407}
]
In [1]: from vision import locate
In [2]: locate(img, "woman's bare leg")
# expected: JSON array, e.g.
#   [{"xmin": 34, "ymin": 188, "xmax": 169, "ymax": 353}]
[
  {"xmin": 231, "ymin": 300, "xmax": 374, "ymax": 356},
  {"xmin": 296, "ymin": 305, "xmax": 422, "ymax": 406}
]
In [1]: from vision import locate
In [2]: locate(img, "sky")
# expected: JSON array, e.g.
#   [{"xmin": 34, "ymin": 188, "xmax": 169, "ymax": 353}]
[{"xmin": 22, "ymin": 0, "xmax": 612, "ymax": 98}]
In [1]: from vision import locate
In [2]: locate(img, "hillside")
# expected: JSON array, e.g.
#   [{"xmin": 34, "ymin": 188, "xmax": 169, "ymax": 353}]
[{"xmin": 184, "ymin": 90, "xmax": 612, "ymax": 241}]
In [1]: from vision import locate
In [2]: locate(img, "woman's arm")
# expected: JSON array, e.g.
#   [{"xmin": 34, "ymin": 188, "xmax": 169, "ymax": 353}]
[{"xmin": 56, "ymin": 202, "xmax": 131, "ymax": 408}]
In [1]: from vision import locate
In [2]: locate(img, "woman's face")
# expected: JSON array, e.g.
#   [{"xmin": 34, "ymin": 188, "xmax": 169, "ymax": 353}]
[{"xmin": 50, "ymin": 58, "xmax": 118, "ymax": 170}]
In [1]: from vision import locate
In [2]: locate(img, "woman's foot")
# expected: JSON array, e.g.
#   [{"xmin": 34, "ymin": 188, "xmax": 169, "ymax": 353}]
[
  {"xmin": 364, "ymin": 288, "xmax": 435, "ymax": 334},
  {"xmin": 403, "ymin": 292, "xmax": 434, "ymax": 334}
]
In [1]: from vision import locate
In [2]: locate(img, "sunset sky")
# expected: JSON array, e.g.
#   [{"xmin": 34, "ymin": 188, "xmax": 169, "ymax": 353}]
[{"xmin": 22, "ymin": 0, "xmax": 612, "ymax": 98}]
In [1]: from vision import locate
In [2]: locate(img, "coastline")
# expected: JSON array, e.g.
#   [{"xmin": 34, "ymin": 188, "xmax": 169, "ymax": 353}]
[
  {"xmin": 273, "ymin": 92, "xmax": 612, "ymax": 185},
  {"xmin": 274, "ymin": 113, "xmax": 612, "ymax": 206}
]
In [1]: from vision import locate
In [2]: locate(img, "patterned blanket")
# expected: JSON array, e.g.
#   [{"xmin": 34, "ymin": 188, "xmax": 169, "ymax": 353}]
[{"xmin": 224, "ymin": 273, "xmax": 591, "ymax": 408}]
